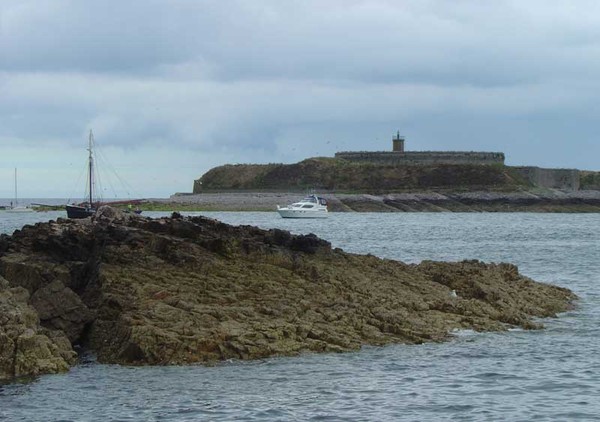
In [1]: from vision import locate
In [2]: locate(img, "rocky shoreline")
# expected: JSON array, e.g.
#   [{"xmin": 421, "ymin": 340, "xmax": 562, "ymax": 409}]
[
  {"xmin": 0, "ymin": 207, "xmax": 577, "ymax": 381},
  {"xmin": 164, "ymin": 190, "xmax": 600, "ymax": 212}
]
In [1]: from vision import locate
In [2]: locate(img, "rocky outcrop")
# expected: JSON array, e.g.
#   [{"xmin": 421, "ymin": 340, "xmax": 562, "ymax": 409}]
[
  {"xmin": 0, "ymin": 276, "xmax": 76, "ymax": 380},
  {"xmin": 0, "ymin": 208, "xmax": 576, "ymax": 380}
]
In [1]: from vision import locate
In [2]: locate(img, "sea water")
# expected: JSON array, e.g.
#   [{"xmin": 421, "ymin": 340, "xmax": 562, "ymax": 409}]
[{"xmin": 1, "ymin": 211, "xmax": 599, "ymax": 421}]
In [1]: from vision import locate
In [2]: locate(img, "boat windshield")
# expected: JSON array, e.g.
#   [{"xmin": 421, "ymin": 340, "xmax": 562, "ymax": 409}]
[{"xmin": 302, "ymin": 195, "xmax": 318, "ymax": 203}]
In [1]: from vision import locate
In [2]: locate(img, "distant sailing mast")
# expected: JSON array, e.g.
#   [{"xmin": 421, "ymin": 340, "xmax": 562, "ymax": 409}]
[
  {"xmin": 65, "ymin": 129, "xmax": 143, "ymax": 217},
  {"xmin": 87, "ymin": 129, "xmax": 94, "ymax": 208},
  {"xmin": 14, "ymin": 168, "xmax": 17, "ymax": 207},
  {"xmin": 65, "ymin": 130, "xmax": 97, "ymax": 218},
  {"xmin": 6, "ymin": 168, "xmax": 34, "ymax": 213}
]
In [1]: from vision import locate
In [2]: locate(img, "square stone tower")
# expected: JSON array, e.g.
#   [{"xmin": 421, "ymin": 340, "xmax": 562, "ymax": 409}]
[{"xmin": 392, "ymin": 131, "xmax": 405, "ymax": 152}]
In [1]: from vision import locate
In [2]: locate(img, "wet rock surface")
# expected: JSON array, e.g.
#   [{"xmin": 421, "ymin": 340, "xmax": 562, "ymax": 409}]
[{"xmin": 0, "ymin": 208, "xmax": 577, "ymax": 380}]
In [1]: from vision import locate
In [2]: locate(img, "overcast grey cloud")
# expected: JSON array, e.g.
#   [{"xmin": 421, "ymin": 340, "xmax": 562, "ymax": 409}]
[{"xmin": 1, "ymin": 0, "xmax": 599, "ymax": 197}]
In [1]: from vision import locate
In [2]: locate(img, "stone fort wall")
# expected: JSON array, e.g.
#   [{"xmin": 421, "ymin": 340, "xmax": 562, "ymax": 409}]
[
  {"xmin": 334, "ymin": 151, "xmax": 506, "ymax": 166},
  {"xmin": 512, "ymin": 167, "xmax": 580, "ymax": 191}
]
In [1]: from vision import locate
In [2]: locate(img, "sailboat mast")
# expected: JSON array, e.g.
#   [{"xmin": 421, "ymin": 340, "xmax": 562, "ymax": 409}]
[
  {"xmin": 14, "ymin": 168, "xmax": 17, "ymax": 207},
  {"xmin": 88, "ymin": 130, "xmax": 94, "ymax": 206}
]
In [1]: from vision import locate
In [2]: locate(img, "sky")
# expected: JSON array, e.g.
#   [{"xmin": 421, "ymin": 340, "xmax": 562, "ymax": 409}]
[{"xmin": 1, "ymin": 0, "xmax": 599, "ymax": 198}]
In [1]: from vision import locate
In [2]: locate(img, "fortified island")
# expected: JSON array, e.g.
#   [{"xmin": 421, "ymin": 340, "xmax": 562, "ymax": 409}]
[
  {"xmin": 180, "ymin": 132, "xmax": 600, "ymax": 212},
  {"xmin": 334, "ymin": 132, "xmax": 579, "ymax": 190},
  {"xmin": 335, "ymin": 131, "xmax": 506, "ymax": 167}
]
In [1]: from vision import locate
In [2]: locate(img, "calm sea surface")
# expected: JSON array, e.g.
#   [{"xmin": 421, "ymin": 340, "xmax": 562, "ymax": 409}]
[{"xmin": 1, "ymin": 211, "xmax": 599, "ymax": 421}]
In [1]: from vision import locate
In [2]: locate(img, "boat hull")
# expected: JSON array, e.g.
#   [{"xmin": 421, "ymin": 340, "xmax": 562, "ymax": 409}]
[
  {"xmin": 66, "ymin": 204, "xmax": 95, "ymax": 219},
  {"xmin": 6, "ymin": 207, "xmax": 34, "ymax": 213},
  {"xmin": 277, "ymin": 208, "xmax": 328, "ymax": 218}
]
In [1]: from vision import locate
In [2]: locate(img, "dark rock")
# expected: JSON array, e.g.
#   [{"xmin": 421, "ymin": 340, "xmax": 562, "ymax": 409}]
[
  {"xmin": 29, "ymin": 279, "xmax": 93, "ymax": 342},
  {"xmin": 0, "ymin": 207, "xmax": 577, "ymax": 380}
]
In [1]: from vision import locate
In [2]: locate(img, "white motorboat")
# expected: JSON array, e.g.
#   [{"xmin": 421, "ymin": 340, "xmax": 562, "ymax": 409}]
[{"xmin": 277, "ymin": 194, "xmax": 328, "ymax": 218}]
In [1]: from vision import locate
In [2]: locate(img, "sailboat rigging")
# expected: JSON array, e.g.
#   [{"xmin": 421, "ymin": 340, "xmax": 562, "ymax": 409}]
[
  {"xmin": 7, "ymin": 168, "xmax": 34, "ymax": 213},
  {"xmin": 66, "ymin": 130, "xmax": 143, "ymax": 218},
  {"xmin": 66, "ymin": 130, "xmax": 97, "ymax": 219}
]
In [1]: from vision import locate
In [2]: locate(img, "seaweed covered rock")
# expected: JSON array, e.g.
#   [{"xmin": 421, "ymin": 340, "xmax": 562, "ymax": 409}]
[{"xmin": 0, "ymin": 209, "xmax": 577, "ymax": 380}]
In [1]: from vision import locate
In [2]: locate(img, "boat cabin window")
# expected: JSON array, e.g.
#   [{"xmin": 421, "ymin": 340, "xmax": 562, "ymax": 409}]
[{"xmin": 301, "ymin": 204, "xmax": 314, "ymax": 208}]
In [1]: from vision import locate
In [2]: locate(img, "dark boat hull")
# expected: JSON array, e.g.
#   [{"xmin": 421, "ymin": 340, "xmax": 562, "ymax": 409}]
[{"xmin": 65, "ymin": 204, "xmax": 95, "ymax": 219}]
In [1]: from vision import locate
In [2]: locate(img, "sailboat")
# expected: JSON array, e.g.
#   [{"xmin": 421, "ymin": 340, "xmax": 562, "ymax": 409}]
[
  {"xmin": 66, "ymin": 130, "xmax": 143, "ymax": 218},
  {"xmin": 66, "ymin": 130, "xmax": 98, "ymax": 219},
  {"xmin": 6, "ymin": 168, "xmax": 34, "ymax": 213}
]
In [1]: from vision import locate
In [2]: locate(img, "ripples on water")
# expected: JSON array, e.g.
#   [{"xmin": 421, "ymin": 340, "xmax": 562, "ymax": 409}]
[{"xmin": 1, "ymin": 211, "xmax": 600, "ymax": 421}]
